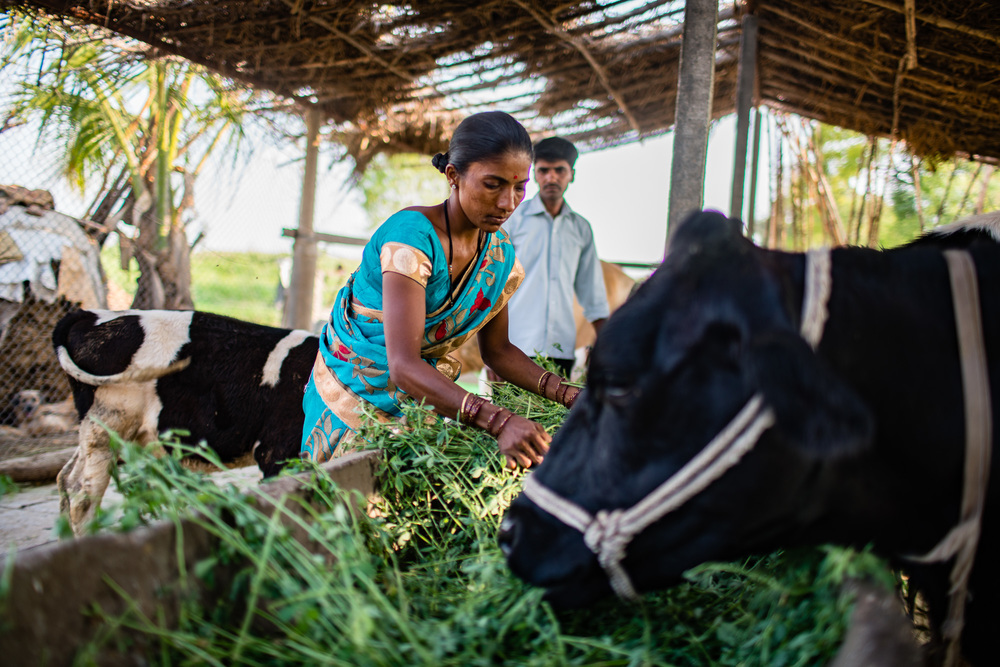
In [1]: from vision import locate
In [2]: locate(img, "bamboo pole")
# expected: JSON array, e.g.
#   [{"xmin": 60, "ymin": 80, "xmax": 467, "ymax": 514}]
[
  {"xmin": 747, "ymin": 107, "xmax": 762, "ymax": 239},
  {"xmin": 730, "ymin": 13, "xmax": 758, "ymax": 222},
  {"xmin": 975, "ymin": 166, "xmax": 995, "ymax": 215},
  {"xmin": 955, "ymin": 163, "xmax": 984, "ymax": 219},
  {"xmin": 911, "ymin": 153, "xmax": 925, "ymax": 233},
  {"xmin": 768, "ymin": 126, "xmax": 782, "ymax": 249}
]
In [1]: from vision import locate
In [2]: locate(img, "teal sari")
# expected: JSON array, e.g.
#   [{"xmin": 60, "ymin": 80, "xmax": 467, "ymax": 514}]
[{"xmin": 301, "ymin": 210, "xmax": 523, "ymax": 462}]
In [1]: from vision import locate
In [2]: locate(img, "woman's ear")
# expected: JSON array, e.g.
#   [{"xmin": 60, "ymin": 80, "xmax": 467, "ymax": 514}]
[{"xmin": 445, "ymin": 164, "xmax": 458, "ymax": 187}]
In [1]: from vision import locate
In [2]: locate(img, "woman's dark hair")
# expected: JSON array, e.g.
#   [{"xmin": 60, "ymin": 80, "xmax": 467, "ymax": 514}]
[{"xmin": 431, "ymin": 111, "xmax": 533, "ymax": 174}]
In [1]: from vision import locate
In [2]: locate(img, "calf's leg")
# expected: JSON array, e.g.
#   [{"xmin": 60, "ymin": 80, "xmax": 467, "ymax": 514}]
[{"xmin": 57, "ymin": 418, "xmax": 115, "ymax": 536}]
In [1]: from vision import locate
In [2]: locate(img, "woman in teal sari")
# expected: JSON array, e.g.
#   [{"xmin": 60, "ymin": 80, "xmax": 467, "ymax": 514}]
[{"xmin": 302, "ymin": 112, "xmax": 580, "ymax": 469}]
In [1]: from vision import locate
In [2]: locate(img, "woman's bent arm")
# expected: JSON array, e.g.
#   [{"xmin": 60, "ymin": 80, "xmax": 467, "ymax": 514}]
[{"xmin": 382, "ymin": 273, "xmax": 549, "ymax": 467}]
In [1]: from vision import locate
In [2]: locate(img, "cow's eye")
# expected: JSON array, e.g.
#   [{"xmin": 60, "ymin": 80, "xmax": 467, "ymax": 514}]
[{"xmin": 604, "ymin": 386, "xmax": 634, "ymax": 406}]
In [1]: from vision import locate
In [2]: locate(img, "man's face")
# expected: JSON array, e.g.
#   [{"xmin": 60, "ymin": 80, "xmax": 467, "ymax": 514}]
[{"xmin": 534, "ymin": 158, "xmax": 574, "ymax": 204}]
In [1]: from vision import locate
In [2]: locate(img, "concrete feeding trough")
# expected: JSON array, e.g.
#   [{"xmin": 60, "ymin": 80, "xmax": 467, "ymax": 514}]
[{"xmin": 0, "ymin": 450, "xmax": 381, "ymax": 666}]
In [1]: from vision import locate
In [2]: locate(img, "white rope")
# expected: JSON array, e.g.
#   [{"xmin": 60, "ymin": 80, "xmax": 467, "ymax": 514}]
[
  {"xmin": 521, "ymin": 247, "xmax": 833, "ymax": 599},
  {"xmin": 801, "ymin": 249, "xmax": 832, "ymax": 349},
  {"xmin": 904, "ymin": 249, "xmax": 991, "ymax": 667}
]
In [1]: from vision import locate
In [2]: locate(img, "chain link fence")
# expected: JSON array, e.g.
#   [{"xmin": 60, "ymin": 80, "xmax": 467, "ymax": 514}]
[{"xmin": 0, "ymin": 169, "xmax": 99, "ymax": 454}]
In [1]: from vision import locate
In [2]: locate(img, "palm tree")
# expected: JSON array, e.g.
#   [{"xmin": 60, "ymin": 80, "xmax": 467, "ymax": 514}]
[{"xmin": 1, "ymin": 13, "xmax": 276, "ymax": 308}]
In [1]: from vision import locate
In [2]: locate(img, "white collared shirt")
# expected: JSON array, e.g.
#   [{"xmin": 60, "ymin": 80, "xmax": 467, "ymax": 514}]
[{"xmin": 505, "ymin": 195, "xmax": 609, "ymax": 359}]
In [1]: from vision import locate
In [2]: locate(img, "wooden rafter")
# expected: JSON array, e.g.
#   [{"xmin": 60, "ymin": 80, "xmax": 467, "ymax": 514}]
[
  {"xmin": 513, "ymin": 0, "xmax": 643, "ymax": 135},
  {"xmin": 3, "ymin": 0, "xmax": 998, "ymax": 165},
  {"xmin": 857, "ymin": 0, "xmax": 1000, "ymax": 47}
]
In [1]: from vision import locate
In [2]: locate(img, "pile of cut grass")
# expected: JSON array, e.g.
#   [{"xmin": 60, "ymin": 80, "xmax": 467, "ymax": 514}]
[{"xmin": 57, "ymin": 381, "xmax": 896, "ymax": 666}]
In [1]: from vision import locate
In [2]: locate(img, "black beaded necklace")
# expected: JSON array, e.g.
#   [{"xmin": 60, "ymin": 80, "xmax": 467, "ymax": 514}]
[
  {"xmin": 442, "ymin": 199, "xmax": 485, "ymax": 291},
  {"xmin": 443, "ymin": 198, "xmax": 454, "ymax": 278}
]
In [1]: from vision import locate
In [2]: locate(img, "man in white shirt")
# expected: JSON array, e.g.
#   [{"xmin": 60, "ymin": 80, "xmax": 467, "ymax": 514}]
[{"xmin": 502, "ymin": 137, "xmax": 609, "ymax": 377}]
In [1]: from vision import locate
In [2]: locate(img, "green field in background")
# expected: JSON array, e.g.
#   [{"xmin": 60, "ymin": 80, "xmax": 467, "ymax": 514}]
[{"xmin": 101, "ymin": 245, "xmax": 356, "ymax": 327}]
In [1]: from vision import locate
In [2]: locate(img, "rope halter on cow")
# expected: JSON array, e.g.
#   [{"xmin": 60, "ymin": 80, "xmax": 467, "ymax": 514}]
[
  {"xmin": 904, "ymin": 249, "xmax": 992, "ymax": 667},
  {"xmin": 523, "ymin": 248, "xmax": 833, "ymax": 600}
]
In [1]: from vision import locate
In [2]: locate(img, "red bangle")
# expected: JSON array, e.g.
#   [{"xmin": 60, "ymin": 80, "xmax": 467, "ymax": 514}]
[
  {"xmin": 563, "ymin": 386, "xmax": 578, "ymax": 408},
  {"xmin": 537, "ymin": 371, "xmax": 554, "ymax": 396},
  {"xmin": 467, "ymin": 395, "xmax": 486, "ymax": 424},
  {"xmin": 459, "ymin": 393, "xmax": 486, "ymax": 425},
  {"xmin": 490, "ymin": 412, "xmax": 514, "ymax": 438},
  {"xmin": 486, "ymin": 407, "xmax": 514, "ymax": 438},
  {"xmin": 486, "ymin": 407, "xmax": 502, "ymax": 433}
]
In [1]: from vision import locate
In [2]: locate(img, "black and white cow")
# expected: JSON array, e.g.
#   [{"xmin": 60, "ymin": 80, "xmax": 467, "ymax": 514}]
[
  {"xmin": 500, "ymin": 210, "xmax": 1000, "ymax": 665},
  {"xmin": 54, "ymin": 309, "xmax": 318, "ymax": 535}
]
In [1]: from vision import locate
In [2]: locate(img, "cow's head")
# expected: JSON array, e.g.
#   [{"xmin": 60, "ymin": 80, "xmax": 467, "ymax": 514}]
[{"xmin": 499, "ymin": 210, "xmax": 874, "ymax": 607}]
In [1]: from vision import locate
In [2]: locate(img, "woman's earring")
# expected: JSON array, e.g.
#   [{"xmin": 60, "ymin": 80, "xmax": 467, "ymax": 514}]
[{"xmin": 450, "ymin": 184, "xmax": 457, "ymax": 190}]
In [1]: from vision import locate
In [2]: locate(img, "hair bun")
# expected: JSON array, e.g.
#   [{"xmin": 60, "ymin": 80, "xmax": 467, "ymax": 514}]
[{"xmin": 431, "ymin": 152, "xmax": 449, "ymax": 173}]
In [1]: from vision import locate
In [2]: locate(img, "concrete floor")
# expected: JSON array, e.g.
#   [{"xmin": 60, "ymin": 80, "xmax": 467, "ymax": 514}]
[
  {"xmin": 0, "ymin": 481, "xmax": 62, "ymax": 551},
  {"xmin": 1, "ymin": 465, "xmax": 264, "ymax": 553}
]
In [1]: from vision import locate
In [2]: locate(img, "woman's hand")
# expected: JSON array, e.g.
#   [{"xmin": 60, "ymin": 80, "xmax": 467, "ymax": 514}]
[{"xmin": 496, "ymin": 414, "xmax": 551, "ymax": 469}]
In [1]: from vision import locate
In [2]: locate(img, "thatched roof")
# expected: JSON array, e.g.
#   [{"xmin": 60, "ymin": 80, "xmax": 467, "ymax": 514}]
[{"xmin": 3, "ymin": 0, "xmax": 999, "ymax": 167}]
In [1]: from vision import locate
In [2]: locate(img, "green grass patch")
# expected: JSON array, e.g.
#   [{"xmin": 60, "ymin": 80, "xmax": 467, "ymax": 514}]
[
  {"xmin": 100, "ymin": 245, "xmax": 356, "ymax": 326},
  {"xmin": 190, "ymin": 251, "xmax": 285, "ymax": 325},
  {"xmin": 55, "ymin": 383, "xmax": 897, "ymax": 665},
  {"xmin": 0, "ymin": 474, "xmax": 18, "ymax": 498}
]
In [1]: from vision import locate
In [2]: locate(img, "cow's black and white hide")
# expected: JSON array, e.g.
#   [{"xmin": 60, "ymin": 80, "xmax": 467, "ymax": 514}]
[
  {"xmin": 54, "ymin": 309, "xmax": 318, "ymax": 535},
  {"xmin": 499, "ymin": 210, "xmax": 1000, "ymax": 665}
]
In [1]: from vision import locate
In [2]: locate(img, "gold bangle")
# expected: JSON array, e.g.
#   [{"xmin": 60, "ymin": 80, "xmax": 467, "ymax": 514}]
[{"xmin": 458, "ymin": 392, "xmax": 472, "ymax": 424}]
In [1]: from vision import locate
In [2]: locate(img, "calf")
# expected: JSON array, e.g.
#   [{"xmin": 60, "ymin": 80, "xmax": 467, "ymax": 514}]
[
  {"xmin": 500, "ymin": 210, "xmax": 1000, "ymax": 665},
  {"xmin": 54, "ymin": 309, "xmax": 318, "ymax": 535}
]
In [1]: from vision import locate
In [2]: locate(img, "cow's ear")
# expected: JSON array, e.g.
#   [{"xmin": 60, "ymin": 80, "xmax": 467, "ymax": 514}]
[
  {"xmin": 747, "ymin": 331, "xmax": 873, "ymax": 458},
  {"xmin": 669, "ymin": 210, "xmax": 740, "ymax": 252}
]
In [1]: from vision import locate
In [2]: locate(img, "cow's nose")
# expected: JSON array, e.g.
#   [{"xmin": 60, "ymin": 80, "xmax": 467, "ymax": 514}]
[{"xmin": 498, "ymin": 515, "xmax": 517, "ymax": 556}]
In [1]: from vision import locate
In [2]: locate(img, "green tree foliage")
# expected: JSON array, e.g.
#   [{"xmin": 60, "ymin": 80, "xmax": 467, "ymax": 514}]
[
  {"xmin": 0, "ymin": 12, "xmax": 275, "ymax": 308},
  {"xmin": 767, "ymin": 111, "xmax": 998, "ymax": 250},
  {"xmin": 356, "ymin": 152, "xmax": 448, "ymax": 228}
]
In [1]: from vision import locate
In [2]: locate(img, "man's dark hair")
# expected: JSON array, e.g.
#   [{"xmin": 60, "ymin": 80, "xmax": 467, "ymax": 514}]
[{"xmin": 533, "ymin": 137, "xmax": 578, "ymax": 168}]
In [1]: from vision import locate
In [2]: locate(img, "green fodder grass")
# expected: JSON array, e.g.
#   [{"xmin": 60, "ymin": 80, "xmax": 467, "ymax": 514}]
[{"xmin": 57, "ymin": 382, "xmax": 896, "ymax": 666}]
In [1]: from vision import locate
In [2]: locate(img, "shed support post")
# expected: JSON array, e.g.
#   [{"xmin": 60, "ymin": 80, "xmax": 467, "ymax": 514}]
[
  {"xmin": 730, "ymin": 13, "xmax": 758, "ymax": 224},
  {"xmin": 284, "ymin": 105, "xmax": 321, "ymax": 330},
  {"xmin": 747, "ymin": 107, "xmax": 763, "ymax": 239},
  {"xmin": 666, "ymin": 0, "xmax": 719, "ymax": 248}
]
